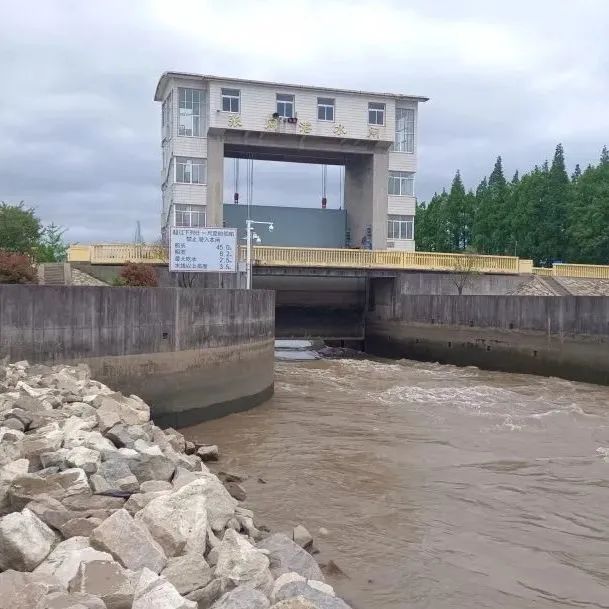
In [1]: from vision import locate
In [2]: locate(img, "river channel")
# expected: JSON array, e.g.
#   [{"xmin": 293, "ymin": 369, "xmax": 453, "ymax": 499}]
[{"xmin": 184, "ymin": 356, "xmax": 609, "ymax": 609}]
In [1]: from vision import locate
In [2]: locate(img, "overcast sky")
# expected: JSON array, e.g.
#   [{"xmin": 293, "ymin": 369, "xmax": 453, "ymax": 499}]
[{"xmin": 1, "ymin": 0, "xmax": 608, "ymax": 243}]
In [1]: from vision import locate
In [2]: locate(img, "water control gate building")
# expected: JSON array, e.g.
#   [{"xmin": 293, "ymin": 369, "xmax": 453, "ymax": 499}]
[{"xmin": 155, "ymin": 72, "xmax": 428, "ymax": 250}]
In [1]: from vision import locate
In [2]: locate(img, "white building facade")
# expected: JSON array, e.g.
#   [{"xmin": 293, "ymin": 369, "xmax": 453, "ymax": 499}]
[{"xmin": 155, "ymin": 72, "xmax": 427, "ymax": 250}]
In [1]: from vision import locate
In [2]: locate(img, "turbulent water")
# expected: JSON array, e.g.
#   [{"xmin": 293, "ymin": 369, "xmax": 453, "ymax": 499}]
[{"xmin": 184, "ymin": 357, "xmax": 609, "ymax": 609}]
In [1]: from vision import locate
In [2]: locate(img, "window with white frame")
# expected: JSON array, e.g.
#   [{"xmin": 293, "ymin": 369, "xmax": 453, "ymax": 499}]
[
  {"xmin": 388, "ymin": 171, "xmax": 415, "ymax": 196},
  {"xmin": 222, "ymin": 88, "xmax": 240, "ymax": 113},
  {"xmin": 317, "ymin": 97, "xmax": 335, "ymax": 121},
  {"xmin": 175, "ymin": 157, "xmax": 206, "ymax": 184},
  {"xmin": 394, "ymin": 107, "xmax": 415, "ymax": 152},
  {"xmin": 161, "ymin": 91, "xmax": 172, "ymax": 140},
  {"xmin": 387, "ymin": 215, "xmax": 414, "ymax": 240},
  {"xmin": 368, "ymin": 102, "xmax": 385, "ymax": 125},
  {"xmin": 276, "ymin": 93, "xmax": 295, "ymax": 118},
  {"xmin": 174, "ymin": 204, "xmax": 206, "ymax": 228},
  {"xmin": 178, "ymin": 88, "xmax": 203, "ymax": 136}
]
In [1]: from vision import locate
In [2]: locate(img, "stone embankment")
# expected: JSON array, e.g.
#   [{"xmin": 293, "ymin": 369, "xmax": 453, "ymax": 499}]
[{"xmin": 0, "ymin": 360, "xmax": 350, "ymax": 609}]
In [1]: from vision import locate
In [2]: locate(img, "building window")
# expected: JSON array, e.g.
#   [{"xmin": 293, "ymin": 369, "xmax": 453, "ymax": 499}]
[
  {"xmin": 161, "ymin": 91, "xmax": 172, "ymax": 140},
  {"xmin": 394, "ymin": 107, "xmax": 415, "ymax": 152},
  {"xmin": 174, "ymin": 204, "xmax": 206, "ymax": 228},
  {"xmin": 388, "ymin": 171, "xmax": 415, "ymax": 196},
  {"xmin": 368, "ymin": 102, "xmax": 385, "ymax": 125},
  {"xmin": 175, "ymin": 157, "xmax": 206, "ymax": 184},
  {"xmin": 222, "ymin": 88, "xmax": 240, "ymax": 113},
  {"xmin": 276, "ymin": 93, "xmax": 295, "ymax": 118},
  {"xmin": 317, "ymin": 97, "xmax": 335, "ymax": 121},
  {"xmin": 178, "ymin": 88, "xmax": 203, "ymax": 136},
  {"xmin": 387, "ymin": 215, "xmax": 414, "ymax": 240}
]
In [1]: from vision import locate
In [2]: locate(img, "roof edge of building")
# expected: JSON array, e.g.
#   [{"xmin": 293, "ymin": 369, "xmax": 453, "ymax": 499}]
[{"xmin": 154, "ymin": 71, "xmax": 429, "ymax": 102}]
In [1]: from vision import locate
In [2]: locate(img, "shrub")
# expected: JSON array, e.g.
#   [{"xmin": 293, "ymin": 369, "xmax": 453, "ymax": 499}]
[
  {"xmin": 119, "ymin": 262, "xmax": 158, "ymax": 287},
  {"xmin": 0, "ymin": 250, "xmax": 38, "ymax": 284}
]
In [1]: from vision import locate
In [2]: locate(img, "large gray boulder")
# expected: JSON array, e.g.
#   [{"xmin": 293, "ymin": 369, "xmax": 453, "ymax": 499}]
[
  {"xmin": 215, "ymin": 529, "xmax": 273, "ymax": 593},
  {"xmin": 132, "ymin": 567, "xmax": 196, "ymax": 609},
  {"xmin": 161, "ymin": 554, "xmax": 213, "ymax": 596},
  {"xmin": 172, "ymin": 473, "xmax": 236, "ymax": 532},
  {"xmin": 0, "ymin": 508, "xmax": 57, "ymax": 570},
  {"xmin": 93, "ymin": 458, "xmax": 139, "ymax": 494},
  {"xmin": 58, "ymin": 516, "xmax": 103, "ymax": 539},
  {"xmin": 63, "ymin": 430, "xmax": 117, "ymax": 453},
  {"xmin": 65, "ymin": 447, "xmax": 101, "ymax": 475},
  {"xmin": 0, "ymin": 570, "xmax": 64, "ymax": 609},
  {"xmin": 105, "ymin": 423, "xmax": 150, "ymax": 449},
  {"xmin": 25, "ymin": 493, "xmax": 75, "ymax": 530},
  {"xmin": 48, "ymin": 468, "xmax": 91, "ymax": 497},
  {"xmin": 184, "ymin": 578, "xmax": 231, "ymax": 609},
  {"xmin": 292, "ymin": 525, "xmax": 313, "ymax": 550},
  {"xmin": 125, "ymin": 452, "xmax": 175, "ymax": 483},
  {"xmin": 211, "ymin": 585, "xmax": 270, "ymax": 609},
  {"xmin": 90, "ymin": 508, "xmax": 166, "ymax": 573},
  {"xmin": 136, "ymin": 480, "xmax": 209, "ymax": 557},
  {"xmin": 274, "ymin": 582, "xmax": 351, "ymax": 609},
  {"xmin": 257, "ymin": 534, "xmax": 323, "ymax": 581},
  {"xmin": 69, "ymin": 559, "xmax": 136, "ymax": 609},
  {"xmin": 0, "ymin": 458, "xmax": 29, "ymax": 513},
  {"xmin": 8, "ymin": 474, "xmax": 65, "ymax": 510},
  {"xmin": 94, "ymin": 394, "xmax": 150, "ymax": 429},
  {"xmin": 34, "ymin": 536, "xmax": 113, "ymax": 588}
]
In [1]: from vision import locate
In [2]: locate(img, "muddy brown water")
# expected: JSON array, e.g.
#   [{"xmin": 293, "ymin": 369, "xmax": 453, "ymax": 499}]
[{"xmin": 183, "ymin": 358, "xmax": 609, "ymax": 609}]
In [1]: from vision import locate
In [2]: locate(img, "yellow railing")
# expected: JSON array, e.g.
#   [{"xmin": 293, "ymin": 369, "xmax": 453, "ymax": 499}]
[
  {"xmin": 68, "ymin": 244, "xmax": 167, "ymax": 265},
  {"xmin": 69, "ymin": 244, "xmax": 520, "ymax": 273},
  {"xmin": 533, "ymin": 264, "xmax": 609, "ymax": 279},
  {"xmin": 68, "ymin": 244, "xmax": 609, "ymax": 278},
  {"xmin": 246, "ymin": 246, "xmax": 521, "ymax": 273},
  {"xmin": 554, "ymin": 263, "xmax": 609, "ymax": 279},
  {"xmin": 532, "ymin": 267, "xmax": 553, "ymax": 276}
]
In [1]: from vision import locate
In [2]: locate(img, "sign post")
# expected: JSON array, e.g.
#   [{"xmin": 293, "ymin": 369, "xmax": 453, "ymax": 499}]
[{"xmin": 169, "ymin": 227, "xmax": 237, "ymax": 273}]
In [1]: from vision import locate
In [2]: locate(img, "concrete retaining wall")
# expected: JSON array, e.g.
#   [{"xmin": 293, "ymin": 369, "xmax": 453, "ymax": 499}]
[
  {"xmin": 394, "ymin": 271, "xmax": 534, "ymax": 295},
  {"xmin": 366, "ymin": 294, "xmax": 609, "ymax": 385},
  {"xmin": 0, "ymin": 285, "xmax": 275, "ymax": 427}
]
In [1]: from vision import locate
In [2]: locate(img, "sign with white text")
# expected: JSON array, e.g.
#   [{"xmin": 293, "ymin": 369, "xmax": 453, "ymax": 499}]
[{"xmin": 169, "ymin": 227, "xmax": 237, "ymax": 273}]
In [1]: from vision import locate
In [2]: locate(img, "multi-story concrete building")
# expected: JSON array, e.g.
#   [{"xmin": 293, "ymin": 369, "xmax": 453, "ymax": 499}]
[{"xmin": 154, "ymin": 72, "xmax": 427, "ymax": 250}]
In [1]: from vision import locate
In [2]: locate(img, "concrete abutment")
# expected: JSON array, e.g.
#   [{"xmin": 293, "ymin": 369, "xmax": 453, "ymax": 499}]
[{"xmin": 0, "ymin": 285, "xmax": 275, "ymax": 426}]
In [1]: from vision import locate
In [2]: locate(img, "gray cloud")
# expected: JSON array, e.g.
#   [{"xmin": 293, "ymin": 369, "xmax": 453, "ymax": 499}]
[{"xmin": 1, "ymin": 0, "xmax": 608, "ymax": 243}]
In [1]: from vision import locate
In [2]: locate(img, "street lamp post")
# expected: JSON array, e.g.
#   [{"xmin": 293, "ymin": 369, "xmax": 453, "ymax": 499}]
[{"xmin": 245, "ymin": 219, "xmax": 274, "ymax": 289}]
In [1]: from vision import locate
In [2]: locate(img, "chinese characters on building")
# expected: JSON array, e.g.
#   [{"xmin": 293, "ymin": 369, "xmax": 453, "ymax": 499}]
[{"xmin": 169, "ymin": 228, "xmax": 237, "ymax": 272}]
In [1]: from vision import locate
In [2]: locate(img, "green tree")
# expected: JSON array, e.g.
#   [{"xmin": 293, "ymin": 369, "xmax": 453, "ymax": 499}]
[
  {"xmin": 472, "ymin": 156, "xmax": 510, "ymax": 254},
  {"xmin": 0, "ymin": 202, "xmax": 42, "ymax": 255},
  {"xmin": 571, "ymin": 163, "xmax": 582, "ymax": 182},
  {"xmin": 415, "ymin": 191, "xmax": 452, "ymax": 252},
  {"xmin": 538, "ymin": 143, "xmax": 570, "ymax": 264},
  {"xmin": 36, "ymin": 224, "xmax": 68, "ymax": 262},
  {"xmin": 568, "ymin": 155, "xmax": 609, "ymax": 263},
  {"xmin": 0, "ymin": 202, "xmax": 67, "ymax": 262}
]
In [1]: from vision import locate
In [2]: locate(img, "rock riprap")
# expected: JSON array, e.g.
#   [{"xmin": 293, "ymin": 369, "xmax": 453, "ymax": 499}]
[{"xmin": 0, "ymin": 361, "xmax": 349, "ymax": 609}]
